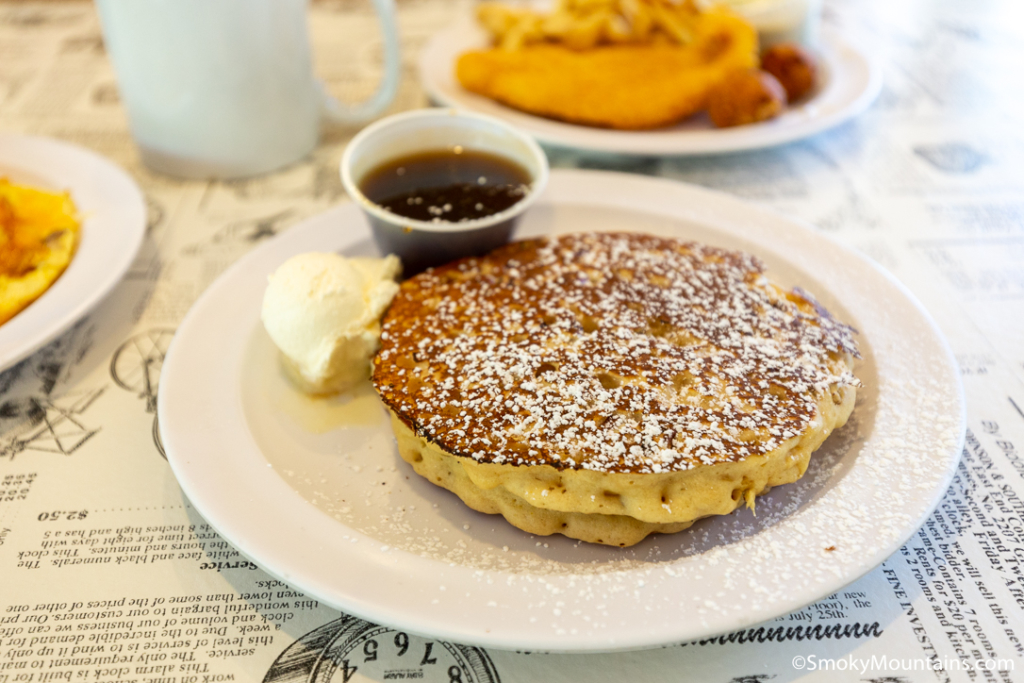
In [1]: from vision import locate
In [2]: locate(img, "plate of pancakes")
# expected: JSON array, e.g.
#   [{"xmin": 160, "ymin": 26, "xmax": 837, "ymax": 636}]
[
  {"xmin": 419, "ymin": 16, "xmax": 882, "ymax": 156},
  {"xmin": 0, "ymin": 133, "xmax": 146, "ymax": 372},
  {"xmin": 159, "ymin": 169, "xmax": 964, "ymax": 652}
]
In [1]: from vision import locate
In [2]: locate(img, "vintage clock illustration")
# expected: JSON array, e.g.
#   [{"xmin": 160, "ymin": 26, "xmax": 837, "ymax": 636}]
[{"xmin": 264, "ymin": 615, "xmax": 501, "ymax": 683}]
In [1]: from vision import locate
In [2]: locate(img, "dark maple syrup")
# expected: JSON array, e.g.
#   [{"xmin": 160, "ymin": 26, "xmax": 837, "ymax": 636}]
[{"xmin": 359, "ymin": 148, "xmax": 532, "ymax": 223}]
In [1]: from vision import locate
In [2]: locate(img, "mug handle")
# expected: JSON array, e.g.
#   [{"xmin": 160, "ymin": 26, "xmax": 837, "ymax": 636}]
[{"xmin": 319, "ymin": 0, "xmax": 402, "ymax": 124}]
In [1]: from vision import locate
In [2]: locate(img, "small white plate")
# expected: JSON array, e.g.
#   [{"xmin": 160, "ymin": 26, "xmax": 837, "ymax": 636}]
[
  {"xmin": 159, "ymin": 170, "xmax": 964, "ymax": 653},
  {"xmin": 419, "ymin": 18, "xmax": 882, "ymax": 156},
  {"xmin": 0, "ymin": 133, "xmax": 146, "ymax": 371}
]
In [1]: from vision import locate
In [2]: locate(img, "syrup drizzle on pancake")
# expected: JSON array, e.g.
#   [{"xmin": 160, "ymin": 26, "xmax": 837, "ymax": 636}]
[{"xmin": 374, "ymin": 232, "xmax": 859, "ymax": 474}]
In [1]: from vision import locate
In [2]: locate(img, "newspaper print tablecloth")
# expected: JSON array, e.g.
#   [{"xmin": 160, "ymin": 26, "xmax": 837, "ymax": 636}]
[{"xmin": 1, "ymin": 0, "xmax": 1023, "ymax": 681}]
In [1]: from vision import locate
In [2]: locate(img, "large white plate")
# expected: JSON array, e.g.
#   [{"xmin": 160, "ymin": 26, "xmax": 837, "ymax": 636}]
[
  {"xmin": 0, "ymin": 133, "xmax": 146, "ymax": 371},
  {"xmin": 159, "ymin": 170, "xmax": 964, "ymax": 653},
  {"xmin": 420, "ymin": 18, "xmax": 882, "ymax": 156}
]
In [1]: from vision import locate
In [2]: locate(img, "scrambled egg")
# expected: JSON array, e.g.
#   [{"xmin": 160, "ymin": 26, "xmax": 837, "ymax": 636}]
[{"xmin": 0, "ymin": 179, "xmax": 80, "ymax": 325}]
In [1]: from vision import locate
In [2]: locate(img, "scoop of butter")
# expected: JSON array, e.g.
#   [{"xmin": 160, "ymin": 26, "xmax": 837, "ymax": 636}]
[{"xmin": 261, "ymin": 253, "xmax": 401, "ymax": 394}]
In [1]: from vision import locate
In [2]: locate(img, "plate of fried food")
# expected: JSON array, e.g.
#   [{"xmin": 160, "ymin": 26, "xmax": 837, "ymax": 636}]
[
  {"xmin": 159, "ymin": 169, "xmax": 964, "ymax": 652},
  {"xmin": 419, "ymin": 0, "xmax": 882, "ymax": 155},
  {"xmin": 0, "ymin": 133, "xmax": 146, "ymax": 372}
]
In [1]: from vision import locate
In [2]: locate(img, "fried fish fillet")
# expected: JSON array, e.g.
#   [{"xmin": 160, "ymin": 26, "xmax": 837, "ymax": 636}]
[{"xmin": 456, "ymin": 11, "xmax": 757, "ymax": 130}]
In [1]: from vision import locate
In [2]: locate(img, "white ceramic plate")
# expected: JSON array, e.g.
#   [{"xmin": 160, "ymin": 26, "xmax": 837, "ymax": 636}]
[
  {"xmin": 0, "ymin": 133, "xmax": 146, "ymax": 371},
  {"xmin": 159, "ymin": 170, "xmax": 964, "ymax": 653},
  {"xmin": 419, "ymin": 18, "xmax": 882, "ymax": 156}
]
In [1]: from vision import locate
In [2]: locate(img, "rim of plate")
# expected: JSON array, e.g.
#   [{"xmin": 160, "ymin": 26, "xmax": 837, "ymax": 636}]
[
  {"xmin": 158, "ymin": 169, "xmax": 964, "ymax": 653},
  {"xmin": 419, "ymin": 20, "xmax": 883, "ymax": 156},
  {"xmin": 0, "ymin": 133, "xmax": 147, "ymax": 371}
]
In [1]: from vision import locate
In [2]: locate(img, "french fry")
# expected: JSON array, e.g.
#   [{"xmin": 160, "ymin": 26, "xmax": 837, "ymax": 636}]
[
  {"xmin": 604, "ymin": 13, "xmax": 633, "ymax": 42},
  {"xmin": 650, "ymin": 3, "xmax": 693, "ymax": 43},
  {"xmin": 572, "ymin": 0, "xmax": 616, "ymax": 11},
  {"xmin": 560, "ymin": 13, "xmax": 597, "ymax": 48},
  {"xmin": 477, "ymin": 3, "xmax": 521, "ymax": 36},
  {"xmin": 477, "ymin": 0, "xmax": 705, "ymax": 50},
  {"xmin": 628, "ymin": 0, "xmax": 654, "ymax": 41},
  {"xmin": 541, "ymin": 10, "xmax": 577, "ymax": 38}
]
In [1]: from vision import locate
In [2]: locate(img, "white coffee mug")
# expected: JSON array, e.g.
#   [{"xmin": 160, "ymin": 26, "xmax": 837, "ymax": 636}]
[{"xmin": 96, "ymin": 0, "xmax": 401, "ymax": 179}]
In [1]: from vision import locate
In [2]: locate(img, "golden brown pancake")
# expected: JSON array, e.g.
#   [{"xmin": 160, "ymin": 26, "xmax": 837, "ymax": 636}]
[{"xmin": 373, "ymin": 233, "xmax": 859, "ymax": 546}]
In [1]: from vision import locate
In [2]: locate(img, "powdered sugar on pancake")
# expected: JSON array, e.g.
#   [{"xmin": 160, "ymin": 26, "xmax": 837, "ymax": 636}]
[{"xmin": 375, "ymin": 232, "xmax": 859, "ymax": 473}]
